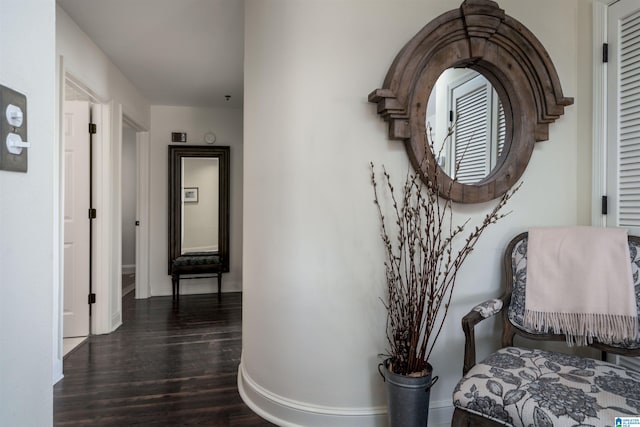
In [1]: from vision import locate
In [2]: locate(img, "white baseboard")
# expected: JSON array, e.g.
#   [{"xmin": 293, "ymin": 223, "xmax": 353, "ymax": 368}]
[
  {"xmin": 53, "ymin": 370, "xmax": 63, "ymax": 385},
  {"xmin": 427, "ymin": 400, "xmax": 455, "ymax": 426},
  {"xmin": 238, "ymin": 361, "xmax": 454, "ymax": 426},
  {"xmin": 181, "ymin": 245, "xmax": 218, "ymax": 253},
  {"xmin": 122, "ymin": 264, "xmax": 135, "ymax": 273},
  {"xmin": 110, "ymin": 312, "xmax": 122, "ymax": 333},
  {"xmin": 238, "ymin": 361, "xmax": 388, "ymax": 427},
  {"xmin": 154, "ymin": 278, "xmax": 242, "ymax": 297}
]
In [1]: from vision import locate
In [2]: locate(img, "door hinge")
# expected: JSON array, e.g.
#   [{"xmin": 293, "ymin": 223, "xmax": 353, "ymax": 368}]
[
  {"xmin": 449, "ymin": 110, "xmax": 454, "ymax": 122},
  {"xmin": 602, "ymin": 195, "xmax": 608, "ymax": 215},
  {"xmin": 88, "ymin": 208, "xmax": 97, "ymax": 219},
  {"xmin": 603, "ymin": 43, "xmax": 609, "ymax": 63},
  {"xmin": 88, "ymin": 293, "xmax": 96, "ymax": 304},
  {"xmin": 89, "ymin": 123, "xmax": 97, "ymax": 134}
]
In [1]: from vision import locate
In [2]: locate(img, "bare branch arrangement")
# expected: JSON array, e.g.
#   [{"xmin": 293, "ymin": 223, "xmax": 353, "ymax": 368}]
[{"xmin": 371, "ymin": 135, "xmax": 519, "ymax": 376}]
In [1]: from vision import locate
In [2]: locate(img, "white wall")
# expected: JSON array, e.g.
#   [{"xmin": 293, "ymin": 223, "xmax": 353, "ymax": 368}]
[
  {"xmin": 122, "ymin": 126, "xmax": 136, "ymax": 268},
  {"xmin": 56, "ymin": 6, "xmax": 152, "ymax": 335},
  {"xmin": 56, "ymin": 6, "xmax": 150, "ymax": 130},
  {"xmin": 577, "ymin": 0, "xmax": 596, "ymax": 225},
  {"xmin": 149, "ymin": 106, "xmax": 243, "ymax": 295},
  {"xmin": 240, "ymin": 0, "xmax": 583, "ymax": 425},
  {"xmin": 0, "ymin": 0, "xmax": 56, "ymax": 425}
]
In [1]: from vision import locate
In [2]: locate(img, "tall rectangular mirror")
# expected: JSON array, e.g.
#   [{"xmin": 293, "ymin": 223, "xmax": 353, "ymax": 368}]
[
  {"xmin": 181, "ymin": 157, "xmax": 219, "ymax": 254},
  {"xmin": 168, "ymin": 145, "xmax": 230, "ymax": 275}
]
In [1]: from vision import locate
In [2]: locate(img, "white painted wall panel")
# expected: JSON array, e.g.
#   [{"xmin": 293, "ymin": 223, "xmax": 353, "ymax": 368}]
[
  {"xmin": 56, "ymin": 6, "xmax": 150, "ymax": 130},
  {"xmin": 149, "ymin": 106, "xmax": 243, "ymax": 295},
  {"xmin": 241, "ymin": 0, "xmax": 582, "ymax": 425},
  {"xmin": 0, "ymin": 0, "xmax": 56, "ymax": 425}
]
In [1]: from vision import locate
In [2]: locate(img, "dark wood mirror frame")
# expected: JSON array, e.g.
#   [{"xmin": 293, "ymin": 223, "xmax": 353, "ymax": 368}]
[
  {"xmin": 168, "ymin": 145, "xmax": 230, "ymax": 275},
  {"xmin": 369, "ymin": 0, "xmax": 574, "ymax": 203}
]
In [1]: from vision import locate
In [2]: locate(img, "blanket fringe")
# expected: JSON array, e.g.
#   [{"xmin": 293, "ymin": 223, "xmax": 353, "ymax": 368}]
[{"xmin": 523, "ymin": 309, "xmax": 639, "ymax": 346}]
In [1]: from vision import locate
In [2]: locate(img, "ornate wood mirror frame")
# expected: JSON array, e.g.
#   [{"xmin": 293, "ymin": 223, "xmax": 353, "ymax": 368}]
[
  {"xmin": 168, "ymin": 145, "xmax": 230, "ymax": 274},
  {"xmin": 369, "ymin": 0, "xmax": 573, "ymax": 203}
]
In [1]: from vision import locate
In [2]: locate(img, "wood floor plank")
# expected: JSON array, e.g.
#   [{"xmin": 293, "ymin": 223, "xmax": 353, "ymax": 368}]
[{"xmin": 54, "ymin": 292, "xmax": 273, "ymax": 426}]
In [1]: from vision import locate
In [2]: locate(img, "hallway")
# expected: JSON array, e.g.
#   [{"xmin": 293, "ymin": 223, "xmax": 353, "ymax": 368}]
[{"xmin": 54, "ymin": 292, "xmax": 272, "ymax": 426}]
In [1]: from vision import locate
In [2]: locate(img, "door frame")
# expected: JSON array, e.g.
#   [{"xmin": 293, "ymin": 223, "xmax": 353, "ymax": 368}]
[
  {"xmin": 592, "ymin": 0, "xmax": 640, "ymax": 227},
  {"xmin": 55, "ymin": 55, "xmax": 152, "ymax": 383},
  {"xmin": 123, "ymin": 115, "xmax": 151, "ymax": 300},
  {"xmin": 591, "ymin": 0, "xmax": 640, "ymax": 369},
  {"xmin": 114, "ymin": 108, "xmax": 151, "ymax": 303},
  {"xmin": 54, "ymin": 55, "xmax": 64, "ymax": 384},
  {"xmin": 55, "ymin": 61, "xmax": 106, "ymax": 382},
  {"xmin": 58, "ymin": 70, "xmax": 109, "ymax": 334},
  {"xmin": 591, "ymin": 0, "xmax": 609, "ymax": 228},
  {"xmin": 91, "ymin": 99, "xmax": 115, "ymax": 334}
]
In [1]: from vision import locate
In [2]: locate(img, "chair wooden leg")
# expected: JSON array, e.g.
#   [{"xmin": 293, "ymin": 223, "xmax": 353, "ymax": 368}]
[
  {"xmin": 452, "ymin": 407, "xmax": 501, "ymax": 427},
  {"xmin": 451, "ymin": 408, "xmax": 469, "ymax": 427},
  {"xmin": 217, "ymin": 273, "xmax": 222, "ymax": 301},
  {"xmin": 171, "ymin": 274, "xmax": 179, "ymax": 300}
]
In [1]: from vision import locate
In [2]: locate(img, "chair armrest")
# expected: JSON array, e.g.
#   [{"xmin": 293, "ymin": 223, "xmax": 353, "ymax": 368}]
[{"xmin": 462, "ymin": 298, "xmax": 505, "ymax": 375}]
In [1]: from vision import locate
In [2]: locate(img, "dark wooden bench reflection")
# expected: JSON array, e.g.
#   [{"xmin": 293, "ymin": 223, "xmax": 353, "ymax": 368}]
[{"xmin": 171, "ymin": 252, "xmax": 224, "ymax": 301}]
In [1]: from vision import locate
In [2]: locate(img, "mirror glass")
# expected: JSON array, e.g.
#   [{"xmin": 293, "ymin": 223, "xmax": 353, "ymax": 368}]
[
  {"xmin": 181, "ymin": 157, "xmax": 219, "ymax": 254},
  {"xmin": 426, "ymin": 68, "xmax": 505, "ymax": 184},
  {"xmin": 168, "ymin": 145, "xmax": 230, "ymax": 274}
]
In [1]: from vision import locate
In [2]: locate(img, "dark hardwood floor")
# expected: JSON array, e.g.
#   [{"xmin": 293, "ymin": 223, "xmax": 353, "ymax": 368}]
[{"xmin": 54, "ymin": 292, "xmax": 274, "ymax": 426}]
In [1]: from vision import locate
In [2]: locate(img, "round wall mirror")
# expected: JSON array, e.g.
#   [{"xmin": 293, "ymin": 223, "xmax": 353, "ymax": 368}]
[{"xmin": 369, "ymin": 0, "xmax": 573, "ymax": 203}]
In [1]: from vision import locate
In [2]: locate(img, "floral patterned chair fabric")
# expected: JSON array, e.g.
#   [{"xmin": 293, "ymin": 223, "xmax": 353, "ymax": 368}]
[
  {"xmin": 452, "ymin": 232, "xmax": 640, "ymax": 427},
  {"xmin": 454, "ymin": 347, "xmax": 640, "ymax": 426}
]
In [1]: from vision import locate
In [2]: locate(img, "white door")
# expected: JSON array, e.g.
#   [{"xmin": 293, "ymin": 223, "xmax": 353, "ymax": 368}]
[
  {"xmin": 63, "ymin": 100, "xmax": 91, "ymax": 338},
  {"xmin": 606, "ymin": 0, "xmax": 640, "ymax": 236},
  {"xmin": 606, "ymin": 0, "xmax": 640, "ymax": 371},
  {"xmin": 448, "ymin": 72, "xmax": 505, "ymax": 183}
]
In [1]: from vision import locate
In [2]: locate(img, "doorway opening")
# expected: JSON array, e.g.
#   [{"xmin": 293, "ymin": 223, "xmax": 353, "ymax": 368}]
[{"xmin": 121, "ymin": 123, "xmax": 137, "ymax": 299}]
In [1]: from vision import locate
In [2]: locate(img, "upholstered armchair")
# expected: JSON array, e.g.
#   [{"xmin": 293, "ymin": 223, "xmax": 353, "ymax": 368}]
[{"xmin": 452, "ymin": 232, "xmax": 640, "ymax": 426}]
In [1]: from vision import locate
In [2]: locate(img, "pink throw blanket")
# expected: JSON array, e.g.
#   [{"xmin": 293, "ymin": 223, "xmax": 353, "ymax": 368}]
[{"xmin": 524, "ymin": 226, "xmax": 638, "ymax": 345}]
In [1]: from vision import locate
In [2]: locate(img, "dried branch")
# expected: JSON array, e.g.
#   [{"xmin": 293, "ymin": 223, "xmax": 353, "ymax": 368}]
[{"xmin": 371, "ymin": 131, "xmax": 518, "ymax": 375}]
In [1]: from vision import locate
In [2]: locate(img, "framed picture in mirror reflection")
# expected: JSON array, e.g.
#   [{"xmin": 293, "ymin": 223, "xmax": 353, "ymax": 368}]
[{"xmin": 183, "ymin": 187, "xmax": 199, "ymax": 203}]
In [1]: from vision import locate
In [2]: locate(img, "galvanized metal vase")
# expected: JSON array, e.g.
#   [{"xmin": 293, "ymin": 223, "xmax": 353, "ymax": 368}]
[{"xmin": 379, "ymin": 359, "xmax": 439, "ymax": 427}]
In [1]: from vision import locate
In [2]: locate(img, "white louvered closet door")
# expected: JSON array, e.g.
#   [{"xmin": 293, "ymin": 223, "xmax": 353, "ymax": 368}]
[
  {"xmin": 606, "ymin": 0, "xmax": 640, "ymax": 371},
  {"xmin": 497, "ymin": 101, "xmax": 506, "ymax": 158},
  {"xmin": 608, "ymin": 0, "xmax": 640, "ymax": 237},
  {"xmin": 452, "ymin": 79, "xmax": 490, "ymax": 183},
  {"xmin": 449, "ymin": 73, "xmax": 505, "ymax": 184}
]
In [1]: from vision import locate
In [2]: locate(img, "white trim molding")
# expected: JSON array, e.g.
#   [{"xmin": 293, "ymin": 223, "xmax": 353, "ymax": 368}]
[
  {"xmin": 110, "ymin": 103, "xmax": 124, "ymax": 332},
  {"xmin": 238, "ymin": 361, "xmax": 386, "ymax": 427},
  {"xmin": 92, "ymin": 101, "xmax": 112, "ymax": 335},
  {"xmin": 592, "ymin": 1, "xmax": 608, "ymax": 227},
  {"xmin": 135, "ymin": 131, "xmax": 151, "ymax": 299},
  {"xmin": 53, "ymin": 54, "xmax": 65, "ymax": 385},
  {"xmin": 238, "ymin": 360, "xmax": 454, "ymax": 426}
]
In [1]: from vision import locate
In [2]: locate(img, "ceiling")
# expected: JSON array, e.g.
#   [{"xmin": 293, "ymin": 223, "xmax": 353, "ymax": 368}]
[{"xmin": 57, "ymin": 0, "xmax": 244, "ymax": 108}]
